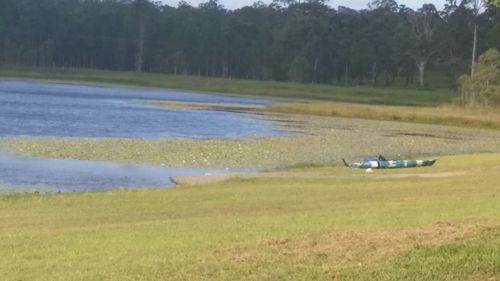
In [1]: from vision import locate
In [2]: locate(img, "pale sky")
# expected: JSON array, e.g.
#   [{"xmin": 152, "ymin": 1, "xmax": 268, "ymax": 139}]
[{"xmin": 159, "ymin": 0, "xmax": 447, "ymax": 10}]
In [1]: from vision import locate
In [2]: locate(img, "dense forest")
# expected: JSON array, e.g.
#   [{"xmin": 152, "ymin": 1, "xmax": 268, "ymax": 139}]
[{"xmin": 0, "ymin": 0, "xmax": 499, "ymax": 87}]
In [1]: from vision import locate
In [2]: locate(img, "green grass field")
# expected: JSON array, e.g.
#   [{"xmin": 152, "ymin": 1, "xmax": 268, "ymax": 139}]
[
  {"xmin": 1, "ymin": 153, "xmax": 499, "ymax": 281},
  {"xmin": 0, "ymin": 66, "xmax": 454, "ymax": 106}
]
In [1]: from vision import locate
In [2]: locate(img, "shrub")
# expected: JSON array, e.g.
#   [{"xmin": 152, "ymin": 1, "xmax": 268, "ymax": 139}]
[{"xmin": 458, "ymin": 48, "xmax": 500, "ymax": 107}]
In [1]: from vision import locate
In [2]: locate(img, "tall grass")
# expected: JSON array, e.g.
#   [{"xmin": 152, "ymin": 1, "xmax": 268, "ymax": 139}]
[{"xmin": 267, "ymin": 102, "xmax": 500, "ymax": 130}]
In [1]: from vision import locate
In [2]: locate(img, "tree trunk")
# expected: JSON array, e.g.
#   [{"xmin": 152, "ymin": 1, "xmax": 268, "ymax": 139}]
[
  {"xmin": 372, "ymin": 62, "xmax": 377, "ymax": 87},
  {"xmin": 410, "ymin": 64, "xmax": 415, "ymax": 84},
  {"xmin": 471, "ymin": 23, "xmax": 478, "ymax": 77},
  {"xmin": 417, "ymin": 61, "xmax": 425, "ymax": 88},
  {"xmin": 344, "ymin": 63, "xmax": 349, "ymax": 86},
  {"xmin": 405, "ymin": 64, "xmax": 411, "ymax": 86},
  {"xmin": 135, "ymin": 22, "xmax": 145, "ymax": 72},
  {"xmin": 222, "ymin": 62, "xmax": 229, "ymax": 78},
  {"xmin": 313, "ymin": 58, "xmax": 319, "ymax": 83}
]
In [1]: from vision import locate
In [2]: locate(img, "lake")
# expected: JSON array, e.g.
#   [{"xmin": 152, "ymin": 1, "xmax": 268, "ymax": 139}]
[
  {"xmin": 0, "ymin": 80, "xmax": 283, "ymax": 139},
  {"xmin": 0, "ymin": 80, "xmax": 286, "ymax": 192}
]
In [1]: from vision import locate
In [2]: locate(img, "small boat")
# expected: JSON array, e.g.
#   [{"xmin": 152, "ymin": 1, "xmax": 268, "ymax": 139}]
[{"xmin": 342, "ymin": 157, "xmax": 436, "ymax": 169}]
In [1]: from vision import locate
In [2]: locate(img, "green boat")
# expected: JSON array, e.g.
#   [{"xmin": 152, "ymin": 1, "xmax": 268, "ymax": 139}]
[{"xmin": 343, "ymin": 157, "xmax": 436, "ymax": 169}]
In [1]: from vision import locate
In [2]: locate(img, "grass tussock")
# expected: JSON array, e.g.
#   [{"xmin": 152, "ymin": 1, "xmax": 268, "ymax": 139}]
[
  {"xmin": 267, "ymin": 102, "xmax": 500, "ymax": 130},
  {"xmin": 1, "ymin": 153, "xmax": 500, "ymax": 280}
]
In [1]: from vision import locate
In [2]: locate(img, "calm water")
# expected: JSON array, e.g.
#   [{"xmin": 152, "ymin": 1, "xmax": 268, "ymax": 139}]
[
  {"xmin": 0, "ymin": 154, "xmax": 227, "ymax": 193},
  {"xmin": 0, "ymin": 80, "xmax": 283, "ymax": 192},
  {"xmin": 0, "ymin": 80, "xmax": 282, "ymax": 139}
]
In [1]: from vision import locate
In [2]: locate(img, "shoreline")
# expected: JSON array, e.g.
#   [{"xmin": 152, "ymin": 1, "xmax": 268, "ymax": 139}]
[
  {"xmin": 0, "ymin": 76, "xmax": 292, "ymax": 104},
  {"xmin": 6, "ymin": 113, "xmax": 500, "ymax": 169},
  {"xmin": 0, "ymin": 66, "xmax": 453, "ymax": 106}
]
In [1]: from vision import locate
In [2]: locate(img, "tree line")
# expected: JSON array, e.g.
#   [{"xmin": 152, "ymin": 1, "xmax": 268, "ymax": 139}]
[{"xmin": 0, "ymin": 0, "xmax": 499, "ymax": 88}]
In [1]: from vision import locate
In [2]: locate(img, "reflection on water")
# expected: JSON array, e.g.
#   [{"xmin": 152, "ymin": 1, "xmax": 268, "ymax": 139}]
[{"xmin": 0, "ymin": 154, "xmax": 226, "ymax": 193}]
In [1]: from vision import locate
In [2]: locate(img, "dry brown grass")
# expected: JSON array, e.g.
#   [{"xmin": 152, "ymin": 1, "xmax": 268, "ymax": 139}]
[
  {"xmin": 216, "ymin": 222, "xmax": 480, "ymax": 274},
  {"xmin": 267, "ymin": 102, "xmax": 500, "ymax": 130},
  {"xmin": 463, "ymin": 275, "xmax": 500, "ymax": 281}
]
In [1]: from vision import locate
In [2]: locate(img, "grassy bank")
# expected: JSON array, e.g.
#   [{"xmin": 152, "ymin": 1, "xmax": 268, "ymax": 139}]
[
  {"xmin": 267, "ymin": 102, "xmax": 500, "ymax": 130},
  {"xmin": 0, "ymin": 66, "xmax": 454, "ymax": 106},
  {"xmin": 1, "ymin": 153, "xmax": 499, "ymax": 280}
]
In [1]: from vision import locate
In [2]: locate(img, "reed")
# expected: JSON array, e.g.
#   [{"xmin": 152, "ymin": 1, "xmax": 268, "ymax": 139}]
[{"xmin": 267, "ymin": 102, "xmax": 500, "ymax": 130}]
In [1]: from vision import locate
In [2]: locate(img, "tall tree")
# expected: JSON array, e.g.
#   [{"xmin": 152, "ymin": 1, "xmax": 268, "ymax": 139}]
[
  {"xmin": 406, "ymin": 4, "xmax": 441, "ymax": 87},
  {"xmin": 131, "ymin": 0, "xmax": 156, "ymax": 72},
  {"xmin": 468, "ymin": 0, "xmax": 486, "ymax": 77}
]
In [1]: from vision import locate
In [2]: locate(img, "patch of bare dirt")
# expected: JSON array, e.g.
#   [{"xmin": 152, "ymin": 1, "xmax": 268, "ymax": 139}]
[
  {"xmin": 375, "ymin": 171, "xmax": 467, "ymax": 179},
  {"xmin": 170, "ymin": 173, "xmax": 250, "ymax": 186},
  {"xmin": 172, "ymin": 169, "xmax": 466, "ymax": 186}
]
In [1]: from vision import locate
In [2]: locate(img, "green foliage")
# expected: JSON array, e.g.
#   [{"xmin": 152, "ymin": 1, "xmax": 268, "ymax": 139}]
[
  {"xmin": 0, "ymin": 0, "xmax": 498, "ymax": 88},
  {"xmin": 459, "ymin": 48, "xmax": 500, "ymax": 106},
  {"xmin": 487, "ymin": 0, "xmax": 500, "ymax": 8},
  {"xmin": 288, "ymin": 55, "xmax": 311, "ymax": 82}
]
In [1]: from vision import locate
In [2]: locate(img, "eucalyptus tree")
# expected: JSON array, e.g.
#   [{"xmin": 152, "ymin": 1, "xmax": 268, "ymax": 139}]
[
  {"xmin": 482, "ymin": 2, "xmax": 500, "ymax": 49},
  {"xmin": 165, "ymin": 2, "xmax": 201, "ymax": 75},
  {"xmin": 334, "ymin": 6, "xmax": 359, "ymax": 85},
  {"xmin": 368, "ymin": 0, "xmax": 399, "ymax": 10},
  {"xmin": 226, "ymin": 3, "xmax": 280, "ymax": 79},
  {"xmin": 196, "ymin": 0, "xmax": 227, "ymax": 77},
  {"xmin": 467, "ymin": 0, "xmax": 486, "ymax": 76},
  {"xmin": 275, "ymin": 0, "xmax": 332, "ymax": 82},
  {"xmin": 271, "ymin": 0, "xmax": 299, "ymax": 9},
  {"xmin": 406, "ymin": 4, "xmax": 442, "ymax": 87},
  {"xmin": 366, "ymin": 0, "xmax": 408, "ymax": 86},
  {"xmin": 440, "ymin": 0, "xmax": 474, "ymax": 82},
  {"xmin": 129, "ymin": 0, "xmax": 159, "ymax": 72},
  {"xmin": 459, "ymin": 0, "xmax": 500, "ymax": 77}
]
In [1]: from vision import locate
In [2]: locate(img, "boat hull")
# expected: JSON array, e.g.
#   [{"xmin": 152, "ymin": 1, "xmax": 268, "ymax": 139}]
[{"xmin": 349, "ymin": 159, "xmax": 436, "ymax": 169}]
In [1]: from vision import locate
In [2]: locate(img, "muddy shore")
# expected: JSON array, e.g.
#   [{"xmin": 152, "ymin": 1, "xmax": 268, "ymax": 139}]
[{"xmin": 7, "ymin": 111, "xmax": 500, "ymax": 169}]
